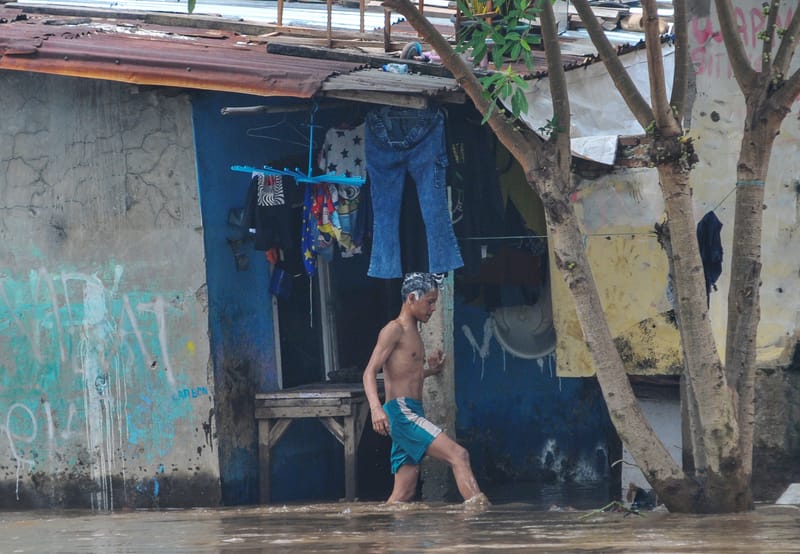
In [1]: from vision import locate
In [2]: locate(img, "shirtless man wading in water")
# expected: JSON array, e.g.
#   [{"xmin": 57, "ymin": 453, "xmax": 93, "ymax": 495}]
[{"xmin": 362, "ymin": 272, "xmax": 489, "ymax": 506}]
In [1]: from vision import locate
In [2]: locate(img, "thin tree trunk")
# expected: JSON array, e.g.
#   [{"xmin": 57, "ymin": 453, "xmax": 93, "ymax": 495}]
[
  {"xmin": 714, "ymin": 0, "xmax": 800, "ymax": 492},
  {"xmin": 724, "ymin": 98, "xmax": 776, "ymax": 481}
]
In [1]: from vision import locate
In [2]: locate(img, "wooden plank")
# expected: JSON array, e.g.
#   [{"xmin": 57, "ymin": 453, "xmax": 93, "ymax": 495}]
[
  {"xmin": 320, "ymin": 416, "xmax": 345, "ymax": 444},
  {"xmin": 258, "ymin": 420, "xmax": 273, "ymax": 503},
  {"xmin": 268, "ymin": 418, "xmax": 293, "ymax": 444},
  {"xmin": 321, "ymin": 89, "xmax": 430, "ymax": 109},
  {"xmin": 256, "ymin": 405, "xmax": 352, "ymax": 418},
  {"xmin": 261, "ymin": 35, "xmax": 411, "ymax": 49},
  {"xmin": 567, "ymin": 4, "xmax": 629, "ymax": 19},
  {"xmin": 255, "ymin": 398, "xmax": 344, "ymax": 410},
  {"xmin": 320, "ymin": 74, "xmax": 456, "ymax": 92},
  {"xmin": 266, "ymin": 42, "xmax": 455, "ymax": 78},
  {"xmin": 255, "ymin": 390, "xmax": 361, "ymax": 400}
]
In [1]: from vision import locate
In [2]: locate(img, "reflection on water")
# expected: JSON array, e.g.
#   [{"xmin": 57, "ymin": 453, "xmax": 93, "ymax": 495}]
[{"xmin": 1, "ymin": 500, "xmax": 799, "ymax": 553}]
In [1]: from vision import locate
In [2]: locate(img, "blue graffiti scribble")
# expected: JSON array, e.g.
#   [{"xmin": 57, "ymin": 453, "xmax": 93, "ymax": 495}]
[{"xmin": 173, "ymin": 386, "xmax": 210, "ymax": 401}]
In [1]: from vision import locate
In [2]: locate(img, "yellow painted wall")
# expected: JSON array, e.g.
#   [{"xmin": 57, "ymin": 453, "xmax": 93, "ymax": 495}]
[{"xmin": 552, "ymin": 169, "xmax": 682, "ymax": 377}]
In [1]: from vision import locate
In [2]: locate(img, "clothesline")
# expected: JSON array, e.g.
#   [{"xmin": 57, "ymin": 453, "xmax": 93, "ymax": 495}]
[{"xmin": 458, "ymin": 231, "xmax": 657, "ymax": 241}]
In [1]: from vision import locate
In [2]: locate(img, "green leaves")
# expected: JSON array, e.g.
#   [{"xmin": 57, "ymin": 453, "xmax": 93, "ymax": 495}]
[
  {"xmin": 188, "ymin": 0, "xmax": 196, "ymax": 13},
  {"xmin": 457, "ymin": 0, "xmax": 557, "ymax": 120},
  {"xmin": 478, "ymin": 66, "xmax": 529, "ymax": 122}
]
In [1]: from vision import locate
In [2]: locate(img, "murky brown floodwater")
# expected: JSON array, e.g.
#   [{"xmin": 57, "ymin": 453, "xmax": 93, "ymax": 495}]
[{"xmin": 2, "ymin": 499, "xmax": 799, "ymax": 553}]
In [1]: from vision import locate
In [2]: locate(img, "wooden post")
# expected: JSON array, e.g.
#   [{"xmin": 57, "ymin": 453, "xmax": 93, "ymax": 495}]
[
  {"xmin": 277, "ymin": 0, "xmax": 284, "ymax": 27},
  {"xmin": 327, "ymin": 0, "xmax": 333, "ymax": 48},
  {"xmin": 343, "ymin": 412, "xmax": 358, "ymax": 500},
  {"xmin": 360, "ymin": 0, "xmax": 365, "ymax": 33},
  {"xmin": 258, "ymin": 419, "xmax": 272, "ymax": 503},
  {"xmin": 384, "ymin": 9, "xmax": 392, "ymax": 52},
  {"xmin": 420, "ymin": 273, "xmax": 456, "ymax": 501}
]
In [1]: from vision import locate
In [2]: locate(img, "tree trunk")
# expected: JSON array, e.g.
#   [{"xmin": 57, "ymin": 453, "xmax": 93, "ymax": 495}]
[
  {"xmin": 382, "ymin": 0, "xmax": 767, "ymax": 512},
  {"xmin": 725, "ymin": 94, "xmax": 785, "ymax": 483}
]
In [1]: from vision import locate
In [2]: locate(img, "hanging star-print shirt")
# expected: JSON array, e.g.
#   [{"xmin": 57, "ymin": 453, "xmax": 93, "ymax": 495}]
[{"xmin": 318, "ymin": 123, "xmax": 366, "ymax": 257}]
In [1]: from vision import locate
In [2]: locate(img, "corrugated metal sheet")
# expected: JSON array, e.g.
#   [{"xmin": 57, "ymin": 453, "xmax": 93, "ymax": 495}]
[
  {"xmin": 0, "ymin": 6, "xmax": 366, "ymax": 97},
  {"xmin": 0, "ymin": 2, "xmax": 653, "ymax": 99}
]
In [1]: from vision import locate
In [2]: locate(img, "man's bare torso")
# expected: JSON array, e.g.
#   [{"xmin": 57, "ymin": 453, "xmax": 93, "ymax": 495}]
[{"xmin": 382, "ymin": 318, "xmax": 425, "ymax": 401}]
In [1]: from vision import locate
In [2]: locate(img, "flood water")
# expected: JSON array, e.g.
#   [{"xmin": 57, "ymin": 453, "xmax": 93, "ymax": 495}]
[{"xmin": 3, "ymin": 498, "xmax": 799, "ymax": 553}]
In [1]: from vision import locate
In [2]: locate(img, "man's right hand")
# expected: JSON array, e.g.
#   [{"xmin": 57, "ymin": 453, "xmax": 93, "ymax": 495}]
[{"xmin": 371, "ymin": 405, "xmax": 389, "ymax": 436}]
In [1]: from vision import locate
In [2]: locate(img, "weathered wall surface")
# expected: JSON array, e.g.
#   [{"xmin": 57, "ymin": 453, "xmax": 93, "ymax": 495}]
[
  {"xmin": 551, "ymin": 168, "xmax": 682, "ymax": 377},
  {"xmin": 689, "ymin": 1, "xmax": 800, "ymax": 367},
  {"xmin": 455, "ymin": 301, "xmax": 613, "ymax": 492},
  {"xmin": 0, "ymin": 72, "xmax": 219, "ymax": 509},
  {"xmin": 554, "ymin": 2, "xmax": 800, "ymax": 379}
]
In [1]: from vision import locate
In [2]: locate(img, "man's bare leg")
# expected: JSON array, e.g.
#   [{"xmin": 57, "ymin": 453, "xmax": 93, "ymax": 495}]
[
  {"xmin": 386, "ymin": 464, "xmax": 420, "ymax": 504},
  {"xmin": 426, "ymin": 433, "xmax": 486, "ymax": 503}
]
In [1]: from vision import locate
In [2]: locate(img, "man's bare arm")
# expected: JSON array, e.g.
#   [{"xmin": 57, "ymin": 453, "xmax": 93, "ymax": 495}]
[{"xmin": 363, "ymin": 321, "xmax": 401, "ymax": 436}]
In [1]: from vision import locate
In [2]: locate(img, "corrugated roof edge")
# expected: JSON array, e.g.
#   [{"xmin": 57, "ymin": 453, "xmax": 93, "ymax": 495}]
[{"xmin": 0, "ymin": 3, "xmax": 369, "ymax": 97}]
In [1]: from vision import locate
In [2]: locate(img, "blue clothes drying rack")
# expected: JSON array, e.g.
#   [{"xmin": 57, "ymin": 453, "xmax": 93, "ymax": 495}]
[{"xmin": 231, "ymin": 103, "xmax": 365, "ymax": 187}]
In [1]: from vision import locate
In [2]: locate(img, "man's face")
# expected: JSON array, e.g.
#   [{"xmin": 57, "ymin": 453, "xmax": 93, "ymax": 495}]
[{"xmin": 410, "ymin": 290, "xmax": 438, "ymax": 323}]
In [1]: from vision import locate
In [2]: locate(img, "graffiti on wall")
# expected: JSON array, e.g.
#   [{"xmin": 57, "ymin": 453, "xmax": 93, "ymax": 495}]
[
  {"xmin": 0, "ymin": 265, "xmax": 203, "ymax": 509},
  {"xmin": 461, "ymin": 317, "xmax": 556, "ymax": 381},
  {"xmin": 691, "ymin": 6, "xmax": 796, "ymax": 80}
]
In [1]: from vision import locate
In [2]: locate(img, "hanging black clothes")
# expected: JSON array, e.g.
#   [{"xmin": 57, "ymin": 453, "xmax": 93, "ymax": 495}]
[
  {"xmin": 696, "ymin": 210, "xmax": 723, "ymax": 307},
  {"xmin": 243, "ymin": 173, "xmax": 294, "ymax": 252},
  {"xmin": 446, "ymin": 111, "xmax": 506, "ymax": 276}
]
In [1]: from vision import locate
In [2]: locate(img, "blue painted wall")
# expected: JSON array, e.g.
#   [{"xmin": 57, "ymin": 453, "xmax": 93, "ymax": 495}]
[
  {"xmin": 454, "ymin": 299, "xmax": 613, "ymax": 492},
  {"xmin": 191, "ymin": 92, "xmax": 347, "ymax": 504}
]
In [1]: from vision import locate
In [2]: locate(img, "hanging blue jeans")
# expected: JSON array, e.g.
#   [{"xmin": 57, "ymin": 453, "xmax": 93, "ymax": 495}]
[{"xmin": 365, "ymin": 106, "xmax": 464, "ymax": 278}]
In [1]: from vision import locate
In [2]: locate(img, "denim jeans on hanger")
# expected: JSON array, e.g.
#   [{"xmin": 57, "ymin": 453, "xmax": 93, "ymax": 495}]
[{"xmin": 365, "ymin": 106, "xmax": 464, "ymax": 278}]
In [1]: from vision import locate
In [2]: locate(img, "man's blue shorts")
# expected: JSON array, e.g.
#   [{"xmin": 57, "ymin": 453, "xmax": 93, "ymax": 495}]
[{"xmin": 383, "ymin": 397, "xmax": 442, "ymax": 474}]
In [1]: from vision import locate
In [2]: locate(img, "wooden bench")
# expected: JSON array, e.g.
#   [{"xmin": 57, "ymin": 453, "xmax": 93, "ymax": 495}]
[{"xmin": 255, "ymin": 383, "xmax": 373, "ymax": 503}]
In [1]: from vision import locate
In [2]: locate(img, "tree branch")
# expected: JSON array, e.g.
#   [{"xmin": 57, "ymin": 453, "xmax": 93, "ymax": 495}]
[
  {"xmin": 772, "ymin": 1, "xmax": 800, "ymax": 77},
  {"xmin": 641, "ymin": 0, "xmax": 680, "ymax": 134},
  {"xmin": 713, "ymin": 0, "xmax": 757, "ymax": 92},
  {"xmin": 538, "ymin": 0, "xmax": 570, "ymax": 172},
  {"xmin": 760, "ymin": 0, "xmax": 780, "ymax": 76},
  {"xmin": 670, "ymin": 0, "xmax": 688, "ymax": 120},
  {"xmin": 771, "ymin": 66, "xmax": 800, "ymax": 109},
  {"xmin": 570, "ymin": 0, "xmax": 655, "ymax": 129}
]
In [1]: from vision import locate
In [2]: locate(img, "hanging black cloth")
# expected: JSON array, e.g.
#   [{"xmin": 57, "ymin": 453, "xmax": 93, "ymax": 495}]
[
  {"xmin": 446, "ymin": 111, "xmax": 506, "ymax": 276},
  {"xmin": 696, "ymin": 210, "xmax": 723, "ymax": 307},
  {"xmin": 243, "ymin": 172, "xmax": 294, "ymax": 252}
]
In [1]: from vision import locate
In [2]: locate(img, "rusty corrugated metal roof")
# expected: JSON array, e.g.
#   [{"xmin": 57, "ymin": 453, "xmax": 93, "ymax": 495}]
[{"xmin": 0, "ymin": 6, "xmax": 366, "ymax": 97}]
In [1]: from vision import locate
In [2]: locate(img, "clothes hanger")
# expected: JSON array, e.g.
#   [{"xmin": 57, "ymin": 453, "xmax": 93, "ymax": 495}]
[
  {"xmin": 232, "ymin": 102, "xmax": 365, "ymax": 187},
  {"xmin": 246, "ymin": 115, "xmax": 316, "ymax": 149}
]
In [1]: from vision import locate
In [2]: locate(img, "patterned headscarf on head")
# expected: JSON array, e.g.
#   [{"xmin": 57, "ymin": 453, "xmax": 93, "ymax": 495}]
[{"xmin": 401, "ymin": 272, "xmax": 440, "ymax": 301}]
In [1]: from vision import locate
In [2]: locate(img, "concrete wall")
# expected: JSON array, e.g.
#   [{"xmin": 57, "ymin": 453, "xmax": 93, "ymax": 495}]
[{"xmin": 0, "ymin": 72, "xmax": 219, "ymax": 509}]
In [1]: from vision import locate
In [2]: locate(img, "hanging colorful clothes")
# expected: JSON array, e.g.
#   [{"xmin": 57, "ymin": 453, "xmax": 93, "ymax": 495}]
[
  {"xmin": 318, "ymin": 123, "xmax": 366, "ymax": 257},
  {"xmin": 301, "ymin": 182, "xmax": 319, "ymax": 277}
]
